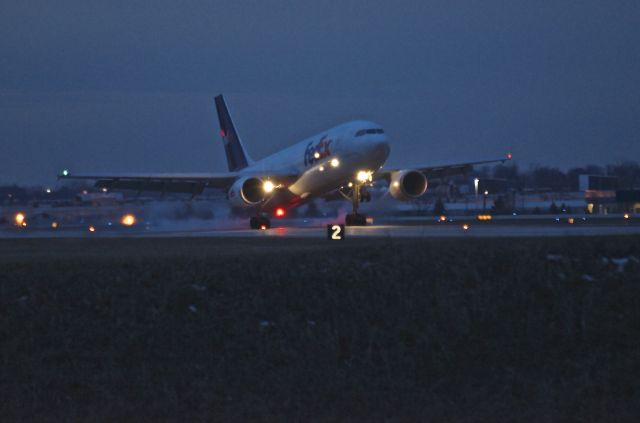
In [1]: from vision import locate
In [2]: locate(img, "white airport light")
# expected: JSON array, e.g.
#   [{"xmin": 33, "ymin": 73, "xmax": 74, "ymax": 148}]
[
  {"xmin": 319, "ymin": 166, "xmax": 325, "ymax": 172},
  {"xmin": 484, "ymin": 190, "xmax": 489, "ymax": 196},
  {"xmin": 45, "ymin": 188, "xmax": 52, "ymax": 194},
  {"xmin": 348, "ymin": 182, "xmax": 353, "ymax": 188},
  {"xmin": 357, "ymin": 170, "xmax": 372, "ymax": 183},
  {"xmin": 62, "ymin": 169, "xmax": 69, "ymax": 176},
  {"xmin": 263, "ymin": 180, "xmax": 275, "ymax": 193},
  {"xmin": 314, "ymin": 152, "xmax": 320, "ymax": 159},
  {"xmin": 88, "ymin": 225, "xmax": 96, "ymax": 233},
  {"xmin": 330, "ymin": 158, "xmax": 340, "ymax": 168}
]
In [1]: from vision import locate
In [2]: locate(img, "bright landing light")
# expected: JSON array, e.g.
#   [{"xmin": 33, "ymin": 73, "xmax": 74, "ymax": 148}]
[
  {"xmin": 357, "ymin": 171, "xmax": 372, "ymax": 183},
  {"xmin": 263, "ymin": 180, "xmax": 275, "ymax": 193},
  {"xmin": 330, "ymin": 158, "xmax": 340, "ymax": 168}
]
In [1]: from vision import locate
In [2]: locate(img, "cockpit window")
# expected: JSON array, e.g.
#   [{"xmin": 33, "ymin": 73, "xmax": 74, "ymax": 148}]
[{"xmin": 356, "ymin": 128, "xmax": 384, "ymax": 136}]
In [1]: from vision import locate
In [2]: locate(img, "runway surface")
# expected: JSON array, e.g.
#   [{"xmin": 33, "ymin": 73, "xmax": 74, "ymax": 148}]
[
  {"xmin": 150, "ymin": 224, "xmax": 640, "ymax": 238},
  {"xmin": 2, "ymin": 220, "xmax": 639, "ymax": 238}
]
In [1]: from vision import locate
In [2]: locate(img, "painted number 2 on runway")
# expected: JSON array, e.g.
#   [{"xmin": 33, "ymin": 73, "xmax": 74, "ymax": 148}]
[{"xmin": 328, "ymin": 224, "xmax": 345, "ymax": 240}]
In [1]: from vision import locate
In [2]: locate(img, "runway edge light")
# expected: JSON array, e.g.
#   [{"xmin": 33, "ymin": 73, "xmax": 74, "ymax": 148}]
[{"xmin": 14, "ymin": 212, "xmax": 26, "ymax": 226}]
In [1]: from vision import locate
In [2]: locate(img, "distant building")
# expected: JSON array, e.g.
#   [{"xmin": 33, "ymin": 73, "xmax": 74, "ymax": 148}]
[
  {"xmin": 616, "ymin": 190, "xmax": 640, "ymax": 214},
  {"xmin": 477, "ymin": 178, "xmax": 508, "ymax": 195},
  {"xmin": 579, "ymin": 175, "xmax": 618, "ymax": 191},
  {"xmin": 578, "ymin": 174, "xmax": 618, "ymax": 214}
]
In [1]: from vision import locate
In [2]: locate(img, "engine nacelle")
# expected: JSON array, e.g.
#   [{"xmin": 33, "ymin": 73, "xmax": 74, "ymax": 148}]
[
  {"xmin": 227, "ymin": 177, "xmax": 266, "ymax": 208},
  {"xmin": 389, "ymin": 170, "xmax": 428, "ymax": 201}
]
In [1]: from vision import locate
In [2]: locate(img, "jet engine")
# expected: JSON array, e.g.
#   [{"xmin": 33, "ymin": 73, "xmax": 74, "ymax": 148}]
[
  {"xmin": 227, "ymin": 177, "xmax": 266, "ymax": 208},
  {"xmin": 389, "ymin": 170, "xmax": 428, "ymax": 201}
]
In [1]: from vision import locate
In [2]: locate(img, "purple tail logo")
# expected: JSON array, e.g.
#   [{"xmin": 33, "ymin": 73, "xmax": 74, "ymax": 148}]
[{"xmin": 304, "ymin": 136, "xmax": 332, "ymax": 166}]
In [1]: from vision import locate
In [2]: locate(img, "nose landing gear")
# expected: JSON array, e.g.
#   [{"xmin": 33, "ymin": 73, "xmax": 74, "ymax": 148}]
[{"xmin": 344, "ymin": 182, "xmax": 370, "ymax": 226}]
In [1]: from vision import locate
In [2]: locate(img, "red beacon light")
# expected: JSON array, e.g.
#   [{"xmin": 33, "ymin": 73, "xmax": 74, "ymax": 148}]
[
  {"xmin": 506, "ymin": 152, "xmax": 513, "ymax": 160},
  {"xmin": 275, "ymin": 207, "xmax": 286, "ymax": 217}
]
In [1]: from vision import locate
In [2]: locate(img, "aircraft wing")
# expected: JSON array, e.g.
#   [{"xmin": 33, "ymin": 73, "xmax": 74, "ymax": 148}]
[
  {"xmin": 58, "ymin": 172, "xmax": 298, "ymax": 195},
  {"xmin": 376, "ymin": 155, "xmax": 512, "ymax": 181}
]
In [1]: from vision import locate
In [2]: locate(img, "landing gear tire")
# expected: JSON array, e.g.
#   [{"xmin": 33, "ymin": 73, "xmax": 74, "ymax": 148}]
[
  {"xmin": 345, "ymin": 213, "xmax": 367, "ymax": 226},
  {"xmin": 250, "ymin": 216, "xmax": 271, "ymax": 230}
]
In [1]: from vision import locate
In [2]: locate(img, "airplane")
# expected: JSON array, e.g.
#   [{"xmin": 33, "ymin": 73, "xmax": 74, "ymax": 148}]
[{"xmin": 59, "ymin": 95, "xmax": 510, "ymax": 229}]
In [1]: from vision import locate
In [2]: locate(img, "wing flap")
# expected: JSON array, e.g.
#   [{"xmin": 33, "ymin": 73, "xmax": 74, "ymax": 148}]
[
  {"xmin": 376, "ymin": 156, "xmax": 510, "ymax": 181},
  {"xmin": 94, "ymin": 179, "xmax": 208, "ymax": 194},
  {"xmin": 59, "ymin": 171, "xmax": 299, "ymax": 194}
]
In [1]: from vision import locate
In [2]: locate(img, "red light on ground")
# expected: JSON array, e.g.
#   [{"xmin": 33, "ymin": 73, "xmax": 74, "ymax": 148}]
[
  {"xmin": 275, "ymin": 208, "xmax": 286, "ymax": 217},
  {"xmin": 220, "ymin": 129, "xmax": 226, "ymax": 138},
  {"xmin": 507, "ymin": 152, "xmax": 513, "ymax": 160}
]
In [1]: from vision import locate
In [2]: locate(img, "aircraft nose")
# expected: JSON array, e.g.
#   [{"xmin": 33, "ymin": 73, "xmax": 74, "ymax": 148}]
[{"xmin": 371, "ymin": 139, "xmax": 390, "ymax": 161}]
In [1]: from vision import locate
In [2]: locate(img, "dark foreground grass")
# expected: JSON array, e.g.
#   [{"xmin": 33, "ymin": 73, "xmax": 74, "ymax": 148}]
[{"xmin": 1, "ymin": 236, "xmax": 640, "ymax": 422}]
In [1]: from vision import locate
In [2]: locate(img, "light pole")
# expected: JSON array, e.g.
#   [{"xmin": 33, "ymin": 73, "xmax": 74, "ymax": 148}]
[
  {"xmin": 483, "ymin": 190, "xmax": 489, "ymax": 211},
  {"xmin": 474, "ymin": 178, "xmax": 480, "ymax": 212}
]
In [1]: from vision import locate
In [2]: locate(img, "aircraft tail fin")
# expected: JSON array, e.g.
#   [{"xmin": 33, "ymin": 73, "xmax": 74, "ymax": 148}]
[{"xmin": 215, "ymin": 95, "xmax": 253, "ymax": 172}]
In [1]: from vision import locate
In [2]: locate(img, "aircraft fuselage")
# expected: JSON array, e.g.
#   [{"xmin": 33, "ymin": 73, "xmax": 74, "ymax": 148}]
[{"xmin": 243, "ymin": 120, "xmax": 390, "ymax": 201}]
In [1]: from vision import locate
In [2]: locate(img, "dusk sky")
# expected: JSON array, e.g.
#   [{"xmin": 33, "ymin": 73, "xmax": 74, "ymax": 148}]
[{"xmin": 1, "ymin": 0, "xmax": 639, "ymax": 185}]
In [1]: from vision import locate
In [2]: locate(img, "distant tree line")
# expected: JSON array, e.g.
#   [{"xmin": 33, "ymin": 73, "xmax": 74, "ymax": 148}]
[{"xmin": 478, "ymin": 161, "xmax": 640, "ymax": 191}]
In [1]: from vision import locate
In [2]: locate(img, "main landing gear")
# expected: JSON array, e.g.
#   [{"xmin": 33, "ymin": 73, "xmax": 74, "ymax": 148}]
[
  {"xmin": 344, "ymin": 182, "xmax": 371, "ymax": 226},
  {"xmin": 249, "ymin": 215, "xmax": 271, "ymax": 230}
]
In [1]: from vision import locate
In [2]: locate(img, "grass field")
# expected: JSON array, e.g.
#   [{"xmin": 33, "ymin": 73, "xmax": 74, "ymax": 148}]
[{"xmin": 2, "ymin": 236, "xmax": 640, "ymax": 422}]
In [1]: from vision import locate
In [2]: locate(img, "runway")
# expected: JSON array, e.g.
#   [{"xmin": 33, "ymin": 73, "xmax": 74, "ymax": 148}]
[
  {"xmin": 2, "ymin": 219, "xmax": 639, "ymax": 238},
  {"xmin": 154, "ymin": 223, "xmax": 640, "ymax": 238}
]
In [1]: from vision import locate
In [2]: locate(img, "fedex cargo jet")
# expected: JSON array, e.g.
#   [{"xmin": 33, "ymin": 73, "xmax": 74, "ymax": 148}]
[{"xmin": 59, "ymin": 95, "xmax": 509, "ymax": 229}]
